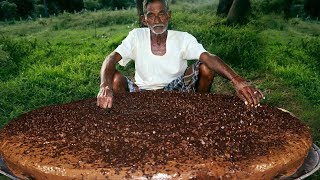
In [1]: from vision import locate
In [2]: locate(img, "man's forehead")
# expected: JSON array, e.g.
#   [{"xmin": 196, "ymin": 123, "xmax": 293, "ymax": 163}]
[{"xmin": 146, "ymin": 1, "xmax": 167, "ymax": 13}]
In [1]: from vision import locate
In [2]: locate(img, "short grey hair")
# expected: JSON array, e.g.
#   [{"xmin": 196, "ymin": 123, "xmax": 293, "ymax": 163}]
[{"xmin": 143, "ymin": 0, "xmax": 169, "ymax": 14}]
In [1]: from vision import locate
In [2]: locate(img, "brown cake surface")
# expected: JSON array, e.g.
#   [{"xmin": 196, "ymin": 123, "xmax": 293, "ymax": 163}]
[{"xmin": 0, "ymin": 91, "xmax": 312, "ymax": 179}]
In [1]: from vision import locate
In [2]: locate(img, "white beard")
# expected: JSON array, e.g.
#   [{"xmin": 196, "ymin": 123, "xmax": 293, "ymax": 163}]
[{"xmin": 149, "ymin": 24, "xmax": 168, "ymax": 35}]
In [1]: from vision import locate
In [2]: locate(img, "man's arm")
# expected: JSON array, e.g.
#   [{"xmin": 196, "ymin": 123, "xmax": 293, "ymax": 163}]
[
  {"xmin": 199, "ymin": 52, "xmax": 264, "ymax": 107},
  {"xmin": 97, "ymin": 52, "xmax": 122, "ymax": 109}
]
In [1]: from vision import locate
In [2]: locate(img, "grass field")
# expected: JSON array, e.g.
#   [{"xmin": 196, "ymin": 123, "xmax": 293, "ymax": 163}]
[{"xmin": 0, "ymin": 0, "xmax": 319, "ymax": 179}]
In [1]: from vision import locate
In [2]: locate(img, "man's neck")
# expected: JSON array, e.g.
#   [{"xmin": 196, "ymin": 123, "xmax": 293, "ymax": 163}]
[
  {"xmin": 150, "ymin": 31, "xmax": 168, "ymax": 45},
  {"xmin": 150, "ymin": 30, "xmax": 167, "ymax": 56}
]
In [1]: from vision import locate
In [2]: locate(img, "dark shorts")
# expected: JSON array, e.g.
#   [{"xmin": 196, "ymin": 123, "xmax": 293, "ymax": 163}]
[{"xmin": 126, "ymin": 61, "xmax": 201, "ymax": 93}]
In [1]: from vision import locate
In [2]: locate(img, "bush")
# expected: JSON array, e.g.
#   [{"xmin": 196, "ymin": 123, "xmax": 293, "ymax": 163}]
[
  {"xmin": 0, "ymin": 37, "xmax": 36, "ymax": 81},
  {"xmin": 10, "ymin": 0, "xmax": 34, "ymax": 18},
  {"xmin": 304, "ymin": 0, "xmax": 320, "ymax": 18},
  {"xmin": 99, "ymin": 0, "xmax": 134, "ymax": 10},
  {"xmin": 0, "ymin": 1, "xmax": 17, "ymax": 20},
  {"xmin": 34, "ymin": 4, "xmax": 46, "ymax": 18},
  {"xmin": 84, "ymin": 0, "xmax": 102, "ymax": 11},
  {"xmin": 253, "ymin": 0, "xmax": 287, "ymax": 14},
  {"xmin": 112, "ymin": 0, "xmax": 134, "ymax": 9},
  {"xmin": 52, "ymin": 10, "xmax": 136, "ymax": 30},
  {"xmin": 55, "ymin": 0, "xmax": 84, "ymax": 13}
]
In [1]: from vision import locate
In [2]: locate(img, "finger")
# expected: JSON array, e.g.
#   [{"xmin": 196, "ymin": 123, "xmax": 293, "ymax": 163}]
[
  {"xmin": 253, "ymin": 89, "xmax": 264, "ymax": 107},
  {"xmin": 101, "ymin": 97, "xmax": 109, "ymax": 109},
  {"xmin": 97, "ymin": 95, "xmax": 107, "ymax": 109},
  {"xmin": 102, "ymin": 88, "xmax": 107, "ymax": 96},
  {"xmin": 247, "ymin": 88, "xmax": 259, "ymax": 107},
  {"xmin": 97, "ymin": 94, "xmax": 103, "ymax": 107},
  {"xmin": 251, "ymin": 91, "xmax": 259, "ymax": 108},
  {"xmin": 241, "ymin": 87, "xmax": 254, "ymax": 108},
  {"xmin": 99, "ymin": 98, "xmax": 107, "ymax": 109},
  {"xmin": 107, "ymin": 96, "xmax": 113, "ymax": 109},
  {"xmin": 97, "ymin": 98, "xmax": 103, "ymax": 107},
  {"xmin": 257, "ymin": 89, "xmax": 265, "ymax": 100},
  {"xmin": 96, "ymin": 98, "xmax": 100, "ymax": 107},
  {"xmin": 96, "ymin": 93, "xmax": 100, "ymax": 106},
  {"xmin": 253, "ymin": 91, "xmax": 261, "ymax": 107},
  {"xmin": 246, "ymin": 88, "xmax": 257, "ymax": 108},
  {"xmin": 237, "ymin": 91, "xmax": 248, "ymax": 106}
]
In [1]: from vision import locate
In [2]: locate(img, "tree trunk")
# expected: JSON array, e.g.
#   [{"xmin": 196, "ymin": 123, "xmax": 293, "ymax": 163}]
[
  {"xmin": 227, "ymin": 0, "xmax": 251, "ymax": 24},
  {"xmin": 43, "ymin": 0, "xmax": 48, "ymax": 17},
  {"xmin": 217, "ymin": 0, "xmax": 234, "ymax": 17},
  {"xmin": 284, "ymin": 0, "xmax": 294, "ymax": 18},
  {"xmin": 304, "ymin": 0, "xmax": 320, "ymax": 18},
  {"xmin": 136, "ymin": 0, "xmax": 144, "ymax": 27}
]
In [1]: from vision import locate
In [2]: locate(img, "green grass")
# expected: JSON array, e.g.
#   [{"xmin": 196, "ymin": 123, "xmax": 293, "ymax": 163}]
[{"xmin": 0, "ymin": 1, "xmax": 320, "ymax": 179}]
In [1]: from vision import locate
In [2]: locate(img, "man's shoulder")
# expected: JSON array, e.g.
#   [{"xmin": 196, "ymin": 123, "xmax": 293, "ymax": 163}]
[
  {"xmin": 168, "ymin": 30, "xmax": 196, "ymax": 41},
  {"xmin": 130, "ymin": 28, "xmax": 149, "ymax": 34},
  {"xmin": 169, "ymin": 29, "xmax": 187, "ymax": 35}
]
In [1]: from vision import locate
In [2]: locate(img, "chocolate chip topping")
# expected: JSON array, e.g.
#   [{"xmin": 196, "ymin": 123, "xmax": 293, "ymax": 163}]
[{"xmin": 0, "ymin": 91, "xmax": 311, "ymax": 172}]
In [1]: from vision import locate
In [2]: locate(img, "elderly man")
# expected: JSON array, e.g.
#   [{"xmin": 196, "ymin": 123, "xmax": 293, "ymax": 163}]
[{"xmin": 97, "ymin": 0, "xmax": 264, "ymax": 109}]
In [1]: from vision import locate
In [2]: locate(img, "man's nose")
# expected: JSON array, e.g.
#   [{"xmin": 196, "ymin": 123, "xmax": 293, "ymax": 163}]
[{"xmin": 154, "ymin": 15, "xmax": 162, "ymax": 23}]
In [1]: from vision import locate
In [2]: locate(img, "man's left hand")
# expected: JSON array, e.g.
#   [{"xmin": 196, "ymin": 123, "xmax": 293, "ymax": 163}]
[{"xmin": 232, "ymin": 76, "xmax": 264, "ymax": 108}]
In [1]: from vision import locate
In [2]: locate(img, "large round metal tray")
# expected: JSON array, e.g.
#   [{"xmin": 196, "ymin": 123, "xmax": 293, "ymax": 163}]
[{"xmin": 0, "ymin": 143, "xmax": 319, "ymax": 180}]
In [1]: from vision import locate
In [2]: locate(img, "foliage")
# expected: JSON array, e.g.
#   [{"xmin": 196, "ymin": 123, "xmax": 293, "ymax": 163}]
[
  {"xmin": 0, "ymin": 0, "xmax": 135, "ymax": 21},
  {"xmin": 33, "ymin": 4, "xmax": 46, "ymax": 17},
  {"xmin": 8, "ymin": 0, "xmax": 34, "ymax": 18},
  {"xmin": 84, "ymin": 0, "xmax": 102, "ymax": 11},
  {"xmin": 54, "ymin": 0, "xmax": 84, "ymax": 13},
  {"xmin": 304, "ymin": 0, "xmax": 320, "ymax": 18},
  {"xmin": 0, "ymin": 36, "xmax": 36, "ymax": 81},
  {"xmin": 253, "ymin": 0, "xmax": 288, "ymax": 14},
  {"xmin": 0, "ymin": 0, "xmax": 319, "ymax": 21},
  {"xmin": 34, "ymin": 0, "xmax": 85, "ymax": 15},
  {"xmin": 252, "ymin": 0, "xmax": 319, "ymax": 18},
  {"xmin": 216, "ymin": 0, "xmax": 233, "ymax": 16},
  {"xmin": 99, "ymin": 0, "xmax": 134, "ymax": 10},
  {"xmin": 50, "ymin": 10, "xmax": 136, "ymax": 31},
  {"xmin": 0, "ymin": 1, "xmax": 17, "ymax": 20}
]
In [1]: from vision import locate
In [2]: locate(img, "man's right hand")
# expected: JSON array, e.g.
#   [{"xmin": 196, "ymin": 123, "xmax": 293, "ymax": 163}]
[{"xmin": 97, "ymin": 86, "xmax": 113, "ymax": 109}]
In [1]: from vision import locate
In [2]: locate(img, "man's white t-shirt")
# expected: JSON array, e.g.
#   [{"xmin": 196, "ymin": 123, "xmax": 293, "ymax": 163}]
[{"xmin": 115, "ymin": 28, "xmax": 207, "ymax": 90}]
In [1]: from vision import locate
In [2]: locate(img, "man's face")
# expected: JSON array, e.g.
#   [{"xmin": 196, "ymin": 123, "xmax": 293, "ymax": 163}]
[{"xmin": 144, "ymin": 1, "xmax": 171, "ymax": 35}]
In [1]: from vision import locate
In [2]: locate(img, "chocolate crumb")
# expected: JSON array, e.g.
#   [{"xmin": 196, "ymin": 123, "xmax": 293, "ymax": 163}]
[{"xmin": 0, "ymin": 91, "xmax": 311, "ymax": 173}]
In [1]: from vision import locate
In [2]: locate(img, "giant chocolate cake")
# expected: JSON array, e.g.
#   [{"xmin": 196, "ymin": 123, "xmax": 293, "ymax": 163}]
[{"xmin": 0, "ymin": 91, "xmax": 312, "ymax": 179}]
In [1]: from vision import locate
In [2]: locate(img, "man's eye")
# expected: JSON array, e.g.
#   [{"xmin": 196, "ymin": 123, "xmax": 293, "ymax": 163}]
[{"xmin": 147, "ymin": 14, "xmax": 155, "ymax": 18}]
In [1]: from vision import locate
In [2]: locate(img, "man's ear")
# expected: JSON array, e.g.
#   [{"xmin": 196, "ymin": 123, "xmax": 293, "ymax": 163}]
[
  {"xmin": 140, "ymin": 15, "xmax": 148, "ymax": 26},
  {"xmin": 167, "ymin": 11, "xmax": 172, "ymax": 20}
]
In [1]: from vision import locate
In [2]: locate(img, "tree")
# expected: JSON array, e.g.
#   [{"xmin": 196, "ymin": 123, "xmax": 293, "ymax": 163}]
[
  {"xmin": 0, "ymin": 1, "xmax": 17, "ymax": 20},
  {"xmin": 304, "ymin": 0, "xmax": 320, "ymax": 18},
  {"xmin": 136, "ymin": 0, "xmax": 144, "ymax": 27},
  {"xmin": 8, "ymin": 0, "xmax": 34, "ymax": 18},
  {"xmin": 113, "ymin": 0, "xmax": 133, "ymax": 9},
  {"xmin": 34, "ymin": 4, "xmax": 46, "ymax": 17},
  {"xmin": 217, "ymin": 0, "xmax": 233, "ymax": 17},
  {"xmin": 99, "ymin": 0, "xmax": 113, "ymax": 8},
  {"xmin": 84, "ymin": 0, "xmax": 102, "ymax": 11},
  {"xmin": 43, "ymin": 0, "xmax": 48, "ymax": 17},
  {"xmin": 256, "ymin": 0, "xmax": 295, "ymax": 18},
  {"xmin": 99, "ymin": 0, "xmax": 133, "ymax": 10},
  {"xmin": 56, "ymin": 0, "xmax": 84, "ymax": 13},
  {"xmin": 283, "ymin": 0, "xmax": 294, "ymax": 18},
  {"xmin": 226, "ymin": 0, "xmax": 251, "ymax": 24}
]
